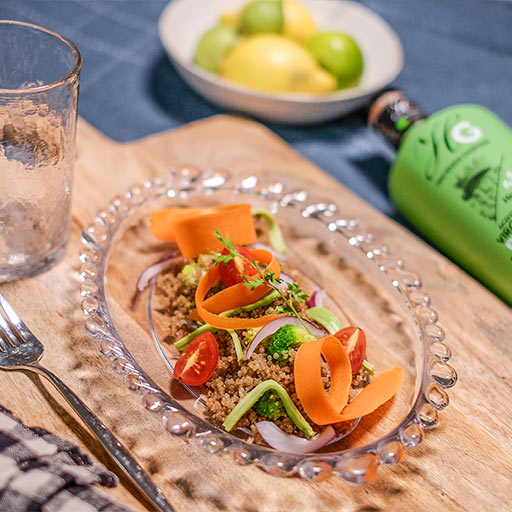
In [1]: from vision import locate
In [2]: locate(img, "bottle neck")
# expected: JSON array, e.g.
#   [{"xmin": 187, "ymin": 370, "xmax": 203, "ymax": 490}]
[{"xmin": 368, "ymin": 90, "xmax": 427, "ymax": 148}]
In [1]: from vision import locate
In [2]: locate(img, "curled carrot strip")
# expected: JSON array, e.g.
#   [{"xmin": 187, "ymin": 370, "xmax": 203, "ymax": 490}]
[
  {"xmin": 294, "ymin": 336, "xmax": 402, "ymax": 425},
  {"xmin": 195, "ymin": 249, "xmax": 285, "ymax": 329},
  {"xmin": 202, "ymin": 250, "xmax": 280, "ymax": 313},
  {"xmin": 149, "ymin": 208, "xmax": 192, "ymax": 241},
  {"xmin": 337, "ymin": 367, "xmax": 403, "ymax": 421},
  {"xmin": 150, "ymin": 204, "xmax": 257, "ymax": 258},
  {"xmin": 294, "ymin": 336, "xmax": 352, "ymax": 425}
]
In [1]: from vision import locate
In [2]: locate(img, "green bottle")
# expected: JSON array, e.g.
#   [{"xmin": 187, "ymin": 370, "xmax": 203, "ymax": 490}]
[{"xmin": 369, "ymin": 90, "xmax": 512, "ymax": 305}]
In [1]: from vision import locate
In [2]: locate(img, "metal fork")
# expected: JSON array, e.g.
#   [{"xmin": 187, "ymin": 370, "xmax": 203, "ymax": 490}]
[{"xmin": 0, "ymin": 291, "xmax": 174, "ymax": 512}]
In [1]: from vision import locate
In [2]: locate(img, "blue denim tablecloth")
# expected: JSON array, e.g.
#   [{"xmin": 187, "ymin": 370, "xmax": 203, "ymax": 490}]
[{"xmin": 1, "ymin": 0, "xmax": 511, "ymax": 223}]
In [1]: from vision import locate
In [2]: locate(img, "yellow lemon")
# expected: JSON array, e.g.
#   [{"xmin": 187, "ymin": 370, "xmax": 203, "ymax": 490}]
[
  {"xmin": 283, "ymin": 0, "xmax": 316, "ymax": 42},
  {"xmin": 220, "ymin": 34, "xmax": 337, "ymax": 94}
]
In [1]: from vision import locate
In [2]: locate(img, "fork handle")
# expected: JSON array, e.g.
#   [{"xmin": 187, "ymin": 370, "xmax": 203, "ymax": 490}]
[{"xmin": 27, "ymin": 364, "xmax": 174, "ymax": 512}]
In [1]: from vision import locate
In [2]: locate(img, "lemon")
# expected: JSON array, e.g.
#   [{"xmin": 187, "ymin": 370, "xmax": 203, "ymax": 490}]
[
  {"xmin": 240, "ymin": 0, "xmax": 284, "ymax": 34},
  {"xmin": 307, "ymin": 32, "xmax": 364, "ymax": 88},
  {"xmin": 194, "ymin": 24, "xmax": 239, "ymax": 73},
  {"xmin": 283, "ymin": 0, "xmax": 316, "ymax": 42},
  {"xmin": 220, "ymin": 34, "xmax": 337, "ymax": 94}
]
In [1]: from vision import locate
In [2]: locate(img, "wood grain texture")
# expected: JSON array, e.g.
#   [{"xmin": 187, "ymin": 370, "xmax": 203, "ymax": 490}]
[{"xmin": 0, "ymin": 116, "xmax": 510, "ymax": 512}]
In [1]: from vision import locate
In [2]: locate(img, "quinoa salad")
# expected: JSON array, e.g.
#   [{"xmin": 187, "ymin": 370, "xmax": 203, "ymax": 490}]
[{"xmin": 148, "ymin": 203, "xmax": 402, "ymax": 453}]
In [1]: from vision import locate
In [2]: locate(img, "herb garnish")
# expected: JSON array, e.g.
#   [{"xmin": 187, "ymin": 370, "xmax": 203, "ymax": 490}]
[{"xmin": 213, "ymin": 230, "xmax": 311, "ymax": 333}]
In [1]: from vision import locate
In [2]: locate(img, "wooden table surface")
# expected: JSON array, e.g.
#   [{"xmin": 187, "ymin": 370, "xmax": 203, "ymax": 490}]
[{"xmin": 1, "ymin": 116, "xmax": 510, "ymax": 512}]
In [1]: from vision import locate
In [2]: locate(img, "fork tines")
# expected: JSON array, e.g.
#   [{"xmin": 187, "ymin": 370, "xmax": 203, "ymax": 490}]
[{"xmin": 0, "ymin": 292, "xmax": 24, "ymax": 350}]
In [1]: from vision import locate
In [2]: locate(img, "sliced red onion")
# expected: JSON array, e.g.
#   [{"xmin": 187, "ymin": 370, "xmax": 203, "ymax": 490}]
[
  {"xmin": 256, "ymin": 422, "xmax": 335, "ymax": 454},
  {"xmin": 277, "ymin": 271, "xmax": 295, "ymax": 292},
  {"xmin": 309, "ymin": 289, "xmax": 326, "ymax": 308},
  {"xmin": 248, "ymin": 242, "xmax": 286, "ymax": 260},
  {"xmin": 136, "ymin": 253, "xmax": 183, "ymax": 292},
  {"xmin": 246, "ymin": 316, "xmax": 326, "ymax": 359}
]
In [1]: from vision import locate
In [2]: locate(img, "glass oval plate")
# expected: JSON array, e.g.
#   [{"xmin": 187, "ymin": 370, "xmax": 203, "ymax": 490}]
[{"xmin": 79, "ymin": 168, "xmax": 457, "ymax": 483}]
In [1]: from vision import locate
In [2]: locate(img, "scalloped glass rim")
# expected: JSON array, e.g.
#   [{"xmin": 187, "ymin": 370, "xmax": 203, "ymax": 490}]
[{"xmin": 79, "ymin": 168, "xmax": 457, "ymax": 482}]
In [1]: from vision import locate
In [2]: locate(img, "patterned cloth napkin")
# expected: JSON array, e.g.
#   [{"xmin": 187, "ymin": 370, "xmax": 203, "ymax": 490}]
[{"xmin": 0, "ymin": 405, "xmax": 134, "ymax": 512}]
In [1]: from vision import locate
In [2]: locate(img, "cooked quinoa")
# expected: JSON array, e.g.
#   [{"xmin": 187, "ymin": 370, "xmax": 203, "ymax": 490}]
[{"xmin": 155, "ymin": 256, "xmax": 368, "ymax": 444}]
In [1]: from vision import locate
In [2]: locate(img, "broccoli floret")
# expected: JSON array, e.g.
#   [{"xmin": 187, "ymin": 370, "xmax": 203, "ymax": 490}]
[
  {"xmin": 179, "ymin": 252, "xmax": 221, "ymax": 288},
  {"xmin": 267, "ymin": 324, "xmax": 315, "ymax": 362},
  {"xmin": 223, "ymin": 380, "xmax": 315, "ymax": 438},
  {"xmin": 253, "ymin": 390, "xmax": 286, "ymax": 420},
  {"xmin": 180, "ymin": 262, "xmax": 204, "ymax": 288}
]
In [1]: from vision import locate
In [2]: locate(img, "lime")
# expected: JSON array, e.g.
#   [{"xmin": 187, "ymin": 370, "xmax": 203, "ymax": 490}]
[
  {"xmin": 306, "ymin": 32, "xmax": 364, "ymax": 88},
  {"xmin": 194, "ymin": 24, "xmax": 240, "ymax": 73},
  {"xmin": 220, "ymin": 34, "xmax": 337, "ymax": 94},
  {"xmin": 240, "ymin": 0, "xmax": 284, "ymax": 35},
  {"xmin": 282, "ymin": 0, "xmax": 316, "ymax": 42}
]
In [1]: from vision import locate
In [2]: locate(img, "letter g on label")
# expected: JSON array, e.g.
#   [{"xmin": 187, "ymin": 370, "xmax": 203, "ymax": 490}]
[{"xmin": 451, "ymin": 121, "xmax": 483, "ymax": 144}]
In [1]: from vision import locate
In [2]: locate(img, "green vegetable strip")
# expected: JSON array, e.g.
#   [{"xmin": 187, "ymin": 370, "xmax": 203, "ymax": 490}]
[
  {"xmin": 223, "ymin": 379, "xmax": 315, "ymax": 438},
  {"xmin": 174, "ymin": 323, "xmax": 217, "ymax": 351},
  {"xmin": 306, "ymin": 306, "xmax": 343, "ymax": 335},
  {"xmin": 251, "ymin": 208, "xmax": 287, "ymax": 254},
  {"xmin": 174, "ymin": 290, "xmax": 280, "ymax": 351},
  {"xmin": 228, "ymin": 330, "xmax": 244, "ymax": 364},
  {"xmin": 362, "ymin": 359, "xmax": 375, "ymax": 374},
  {"xmin": 222, "ymin": 289, "xmax": 280, "ymax": 316}
]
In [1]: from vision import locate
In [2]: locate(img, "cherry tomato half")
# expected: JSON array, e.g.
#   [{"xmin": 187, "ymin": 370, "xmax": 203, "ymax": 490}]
[
  {"xmin": 334, "ymin": 326, "xmax": 367, "ymax": 374},
  {"xmin": 174, "ymin": 331, "xmax": 219, "ymax": 386},
  {"xmin": 218, "ymin": 245, "xmax": 259, "ymax": 287}
]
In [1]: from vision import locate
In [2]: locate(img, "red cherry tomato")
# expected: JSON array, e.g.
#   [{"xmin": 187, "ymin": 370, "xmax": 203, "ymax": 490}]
[
  {"xmin": 334, "ymin": 326, "xmax": 367, "ymax": 374},
  {"xmin": 218, "ymin": 245, "xmax": 259, "ymax": 287},
  {"xmin": 174, "ymin": 331, "xmax": 219, "ymax": 386}
]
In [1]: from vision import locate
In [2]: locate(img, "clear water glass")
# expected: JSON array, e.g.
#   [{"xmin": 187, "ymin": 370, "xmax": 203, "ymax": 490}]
[{"xmin": 0, "ymin": 20, "xmax": 81, "ymax": 281}]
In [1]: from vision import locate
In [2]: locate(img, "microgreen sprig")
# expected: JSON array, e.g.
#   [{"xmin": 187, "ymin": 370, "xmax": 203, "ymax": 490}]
[{"xmin": 213, "ymin": 229, "xmax": 311, "ymax": 333}]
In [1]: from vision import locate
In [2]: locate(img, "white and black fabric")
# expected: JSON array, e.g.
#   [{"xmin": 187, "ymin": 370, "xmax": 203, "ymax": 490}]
[{"xmin": 0, "ymin": 405, "xmax": 134, "ymax": 512}]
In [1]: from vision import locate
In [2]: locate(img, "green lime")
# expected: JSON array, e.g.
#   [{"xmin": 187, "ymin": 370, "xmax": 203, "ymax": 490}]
[
  {"xmin": 240, "ymin": 0, "xmax": 284, "ymax": 35},
  {"xmin": 306, "ymin": 32, "xmax": 364, "ymax": 88},
  {"xmin": 194, "ymin": 24, "xmax": 239, "ymax": 73}
]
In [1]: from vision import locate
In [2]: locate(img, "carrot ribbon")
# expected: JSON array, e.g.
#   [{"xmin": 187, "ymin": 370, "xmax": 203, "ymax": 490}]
[
  {"xmin": 150, "ymin": 204, "xmax": 257, "ymax": 258},
  {"xmin": 195, "ymin": 249, "xmax": 285, "ymax": 329},
  {"xmin": 294, "ymin": 336, "xmax": 403, "ymax": 425}
]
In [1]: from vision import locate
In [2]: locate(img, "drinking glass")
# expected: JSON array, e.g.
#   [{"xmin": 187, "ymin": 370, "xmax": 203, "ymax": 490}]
[{"xmin": 0, "ymin": 20, "xmax": 81, "ymax": 281}]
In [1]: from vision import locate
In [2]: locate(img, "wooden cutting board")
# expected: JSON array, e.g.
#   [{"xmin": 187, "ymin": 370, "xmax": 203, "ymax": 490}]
[{"xmin": 1, "ymin": 116, "xmax": 511, "ymax": 512}]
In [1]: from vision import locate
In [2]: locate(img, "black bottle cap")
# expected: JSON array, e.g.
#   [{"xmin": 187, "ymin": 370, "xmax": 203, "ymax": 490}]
[{"xmin": 368, "ymin": 90, "xmax": 427, "ymax": 148}]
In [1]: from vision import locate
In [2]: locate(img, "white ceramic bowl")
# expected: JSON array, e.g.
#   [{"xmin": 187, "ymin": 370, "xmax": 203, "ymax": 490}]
[{"xmin": 158, "ymin": 0, "xmax": 404, "ymax": 124}]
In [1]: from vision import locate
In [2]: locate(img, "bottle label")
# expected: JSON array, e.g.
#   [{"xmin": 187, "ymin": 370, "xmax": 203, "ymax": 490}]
[
  {"xmin": 406, "ymin": 111, "xmax": 512, "ymax": 243},
  {"xmin": 390, "ymin": 105, "xmax": 512, "ymax": 303}
]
